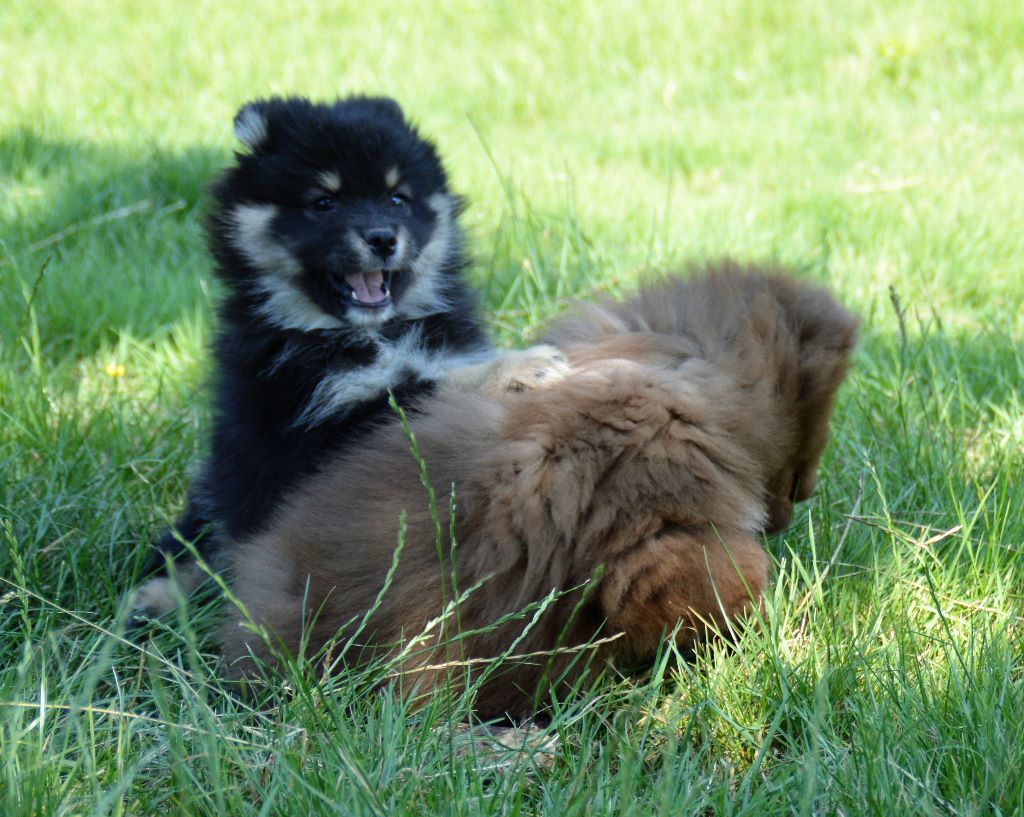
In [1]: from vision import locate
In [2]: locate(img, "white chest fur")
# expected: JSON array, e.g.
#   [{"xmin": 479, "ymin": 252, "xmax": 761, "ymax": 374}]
[{"xmin": 295, "ymin": 327, "xmax": 492, "ymax": 427}]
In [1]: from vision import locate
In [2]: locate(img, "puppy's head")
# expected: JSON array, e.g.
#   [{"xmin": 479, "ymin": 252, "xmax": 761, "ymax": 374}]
[
  {"xmin": 762, "ymin": 279, "xmax": 859, "ymax": 533},
  {"xmin": 211, "ymin": 96, "xmax": 464, "ymax": 330}
]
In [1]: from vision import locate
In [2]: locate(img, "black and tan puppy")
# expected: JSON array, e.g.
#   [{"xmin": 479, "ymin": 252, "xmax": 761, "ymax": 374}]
[
  {"xmin": 133, "ymin": 96, "xmax": 563, "ymax": 619},
  {"xmin": 221, "ymin": 263, "xmax": 858, "ymax": 719}
]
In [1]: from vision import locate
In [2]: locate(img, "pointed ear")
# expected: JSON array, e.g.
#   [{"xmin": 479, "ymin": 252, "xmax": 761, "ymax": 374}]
[
  {"xmin": 334, "ymin": 95, "xmax": 406, "ymax": 124},
  {"xmin": 787, "ymin": 283, "xmax": 859, "ymax": 503},
  {"xmin": 233, "ymin": 100, "xmax": 272, "ymax": 152},
  {"xmin": 791, "ymin": 286, "xmax": 859, "ymax": 433},
  {"xmin": 365, "ymin": 96, "xmax": 405, "ymax": 121}
]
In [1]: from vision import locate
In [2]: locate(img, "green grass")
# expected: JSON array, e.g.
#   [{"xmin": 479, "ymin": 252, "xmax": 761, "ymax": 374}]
[{"xmin": 2, "ymin": 0, "xmax": 1023, "ymax": 813}]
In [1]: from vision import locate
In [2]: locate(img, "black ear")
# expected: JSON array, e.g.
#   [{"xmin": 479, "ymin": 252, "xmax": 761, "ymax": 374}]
[
  {"xmin": 333, "ymin": 95, "xmax": 406, "ymax": 124},
  {"xmin": 232, "ymin": 99, "xmax": 274, "ymax": 153},
  {"xmin": 365, "ymin": 96, "xmax": 404, "ymax": 120}
]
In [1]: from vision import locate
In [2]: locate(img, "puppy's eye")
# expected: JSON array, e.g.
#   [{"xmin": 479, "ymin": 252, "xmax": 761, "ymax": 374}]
[
  {"xmin": 311, "ymin": 196, "xmax": 337, "ymax": 212},
  {"xmin": 390, "ymin": 193, "xmax": 409, "ymax": 207}
]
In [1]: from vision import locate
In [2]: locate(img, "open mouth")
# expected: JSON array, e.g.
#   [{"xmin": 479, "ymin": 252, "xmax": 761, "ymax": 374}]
[{"xmin": 335, "ymin": 269, "xmax": 395, "ymax": 308}]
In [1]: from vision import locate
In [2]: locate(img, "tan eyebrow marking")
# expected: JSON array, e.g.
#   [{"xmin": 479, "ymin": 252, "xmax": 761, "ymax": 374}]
[
  {"xmin": 385, "ymin": 166, "xmax": 401, "ymax": 189},
  {"xmin": 318, "ymin": 171, "xmax": 342, "ymax": 192}
]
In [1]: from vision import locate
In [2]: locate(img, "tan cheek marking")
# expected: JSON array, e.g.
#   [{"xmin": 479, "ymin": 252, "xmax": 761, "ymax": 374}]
[
  {"xmin": 229, "ymin": 204, "xmax": 302, "ymax": 278},
  {"xmin": 231, "ymin": 202, "xmax": 275, "ymax": 237},
  {"xmin": 427, "ymin": 192, "xmax": 454, "ymax": 220}
]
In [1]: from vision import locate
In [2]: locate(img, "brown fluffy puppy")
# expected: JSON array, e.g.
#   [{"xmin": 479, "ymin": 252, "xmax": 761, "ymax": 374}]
[{"xmin": 220, "ymin": 262, "xmax": 858, "ymax": 718}]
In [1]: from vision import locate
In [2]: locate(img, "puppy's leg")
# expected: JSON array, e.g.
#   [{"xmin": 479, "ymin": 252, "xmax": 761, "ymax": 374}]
[
  {"xmin": 129, "ymin": 558, "xmax": 208, "ymax": 621},
  {"xmin": 443, "ymin": 345, "xmax": 572, "ymax": 396},
  {"xmin": 142, "ymin": 490, "xmax": 216, "ymax": 574},
  {"xmin": 131, "ymin": 487, "xmax": 217, "ymax": 623}
]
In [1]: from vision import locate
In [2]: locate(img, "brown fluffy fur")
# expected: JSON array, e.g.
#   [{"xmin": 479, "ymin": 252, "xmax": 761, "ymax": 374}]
[{"xmin": 220, "ymin": 261, "xmax": 859, "ymax": 718}]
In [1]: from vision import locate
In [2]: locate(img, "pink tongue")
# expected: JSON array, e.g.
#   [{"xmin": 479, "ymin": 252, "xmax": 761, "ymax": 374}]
[{"xmin": 344, "ymin": 271, "xmax": 388, "ymax": 304}]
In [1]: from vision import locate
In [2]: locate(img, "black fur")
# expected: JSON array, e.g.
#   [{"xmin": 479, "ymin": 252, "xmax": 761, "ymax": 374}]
[{"xmin": 145, "ymin": 96, "xmax": 490, "ymax": 581}]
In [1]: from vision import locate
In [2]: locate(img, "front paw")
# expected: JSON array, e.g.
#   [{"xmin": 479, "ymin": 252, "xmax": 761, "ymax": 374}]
[
  {"xmin": 126, "ymin": 559, "xmax": 206, "ymax": 628},
  {"xmin": 127, "ymin": 577, "xmax": 179, "ymax": 628},
  {"xmin": 486, "ymin": 345, "xmax": 571, "ymax": 394}
]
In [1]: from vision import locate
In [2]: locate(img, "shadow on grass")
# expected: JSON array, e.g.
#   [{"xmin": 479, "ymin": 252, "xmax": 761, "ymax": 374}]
[{"xmin": 0, "ymin": 130, "xmax": 226, "ymax": 354}]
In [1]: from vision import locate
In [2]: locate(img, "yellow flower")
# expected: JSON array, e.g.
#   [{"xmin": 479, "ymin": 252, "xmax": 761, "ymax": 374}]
[{"xmin": 104, "ymin": 362, "xmax": 126, "ymax": 379}]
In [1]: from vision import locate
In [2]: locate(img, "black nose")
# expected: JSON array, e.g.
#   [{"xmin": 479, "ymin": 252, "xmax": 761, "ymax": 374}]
[{"xmin": 364, "ymin": 228, "xmax": 397, "ymax": 260}]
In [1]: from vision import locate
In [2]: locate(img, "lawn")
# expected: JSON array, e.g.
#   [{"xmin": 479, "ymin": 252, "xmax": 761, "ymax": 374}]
[{"xmin": 2, "ymin": 0, "xmax": 1023, "ymax": 814}]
